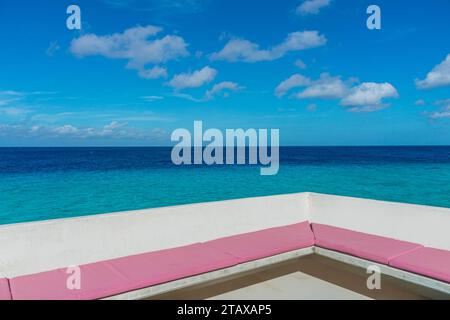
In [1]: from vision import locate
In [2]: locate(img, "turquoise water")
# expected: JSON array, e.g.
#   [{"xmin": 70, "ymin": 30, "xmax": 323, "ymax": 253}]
[{"xmin": 1, "ymin": 147, "xmax": 450, "ymax": 225}]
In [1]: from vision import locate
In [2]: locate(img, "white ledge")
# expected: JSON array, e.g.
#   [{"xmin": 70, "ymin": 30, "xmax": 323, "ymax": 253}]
[{"xmin": 0, "ymin": 192, "xmax": 449, "ymax": 280}]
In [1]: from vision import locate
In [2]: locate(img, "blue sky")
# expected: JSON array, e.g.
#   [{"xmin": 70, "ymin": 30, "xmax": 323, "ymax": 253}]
[{"xmin": 0, "ymin": 0, "xmax": 449, "ymax": 146}]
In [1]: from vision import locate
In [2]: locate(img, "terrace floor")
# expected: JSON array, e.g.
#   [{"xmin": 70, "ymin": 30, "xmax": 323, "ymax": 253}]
[{"xmin": 152, "ymin": 255, "xmax": 438, "ymax": 300}]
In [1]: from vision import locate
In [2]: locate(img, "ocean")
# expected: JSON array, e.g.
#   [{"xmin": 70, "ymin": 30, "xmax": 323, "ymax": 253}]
[{"xmin": 1, "ymin": 146, "xmax": 450, "ymax": 225}]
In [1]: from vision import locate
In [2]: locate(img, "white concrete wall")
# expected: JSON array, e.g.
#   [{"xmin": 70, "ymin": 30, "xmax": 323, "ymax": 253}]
[
  {"xmin": 0, "ymin": 193, "xmax": 309, "ymax": 278},
  {"xmin": 308, "ymin": 193, "xmax": 450, "ymax": 251},
  {"xmin": 1, "ymin": 192, "xmax": 449, "ymax": 279}
]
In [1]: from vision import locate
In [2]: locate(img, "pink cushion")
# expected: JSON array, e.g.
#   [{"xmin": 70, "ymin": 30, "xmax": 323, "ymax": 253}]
[
  {"xmin": 107, "ymin": 243, "xmax": 237, "ymax": 291},
  {"xmin": 0, "ymin": 279, "xmax": 11, "ymax": 300},
  {"xmin": 311, "ymin": 224, "xmax": 422, "ymax": 265},
  {"xmin": 389, "ymin": 247, "xmax": 450, "ymax": 283},
  {"xmin": 10, "ymin": 261, "xmax": 127, "ymax": 300},
  {"xmin": 10, "ymin": 243, "xmax": 237, "ymax": 300},
  {"xmin": 204, "ymin": 222, "xmax": 315, "ymax": 263}
]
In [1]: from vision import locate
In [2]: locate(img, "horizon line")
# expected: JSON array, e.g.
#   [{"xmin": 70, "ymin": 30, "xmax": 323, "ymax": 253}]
[{"xmin": 1, "ymin": 145, "xmax": 450, "ymax": 148}]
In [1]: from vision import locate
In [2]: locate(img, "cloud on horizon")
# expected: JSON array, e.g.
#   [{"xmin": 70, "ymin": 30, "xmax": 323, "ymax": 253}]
[{"xmin": 0, "ymin": 121, "xmax": 168, "ymax": 142}]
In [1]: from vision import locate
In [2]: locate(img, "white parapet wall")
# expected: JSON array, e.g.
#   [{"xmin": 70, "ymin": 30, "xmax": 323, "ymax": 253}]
[
  {"xmin": 0, "ymin": 192, "xmax": 449, "ymax": 279},
  {"xmin": 0, "ymin": 193, "xmax": 309, "ymax": 278},
  {"xmin": 308, "ymin": 193, "xmax": 450, "ymax": 251}
]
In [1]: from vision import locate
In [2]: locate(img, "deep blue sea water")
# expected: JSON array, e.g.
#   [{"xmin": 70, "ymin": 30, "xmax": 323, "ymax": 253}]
[{"xmin": 1, "ymin": 147, "xmax": 450, "ymax": 225}]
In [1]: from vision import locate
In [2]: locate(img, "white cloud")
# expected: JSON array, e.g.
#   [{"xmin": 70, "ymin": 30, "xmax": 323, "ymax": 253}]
[
  {"xmin": 32, "ymin": 110, "xmax": 174, "ymax": 124},
  {"xmin": 138, "ymin": 66, "xmax": 168, "ymax": 79},
  {"xmin": 0, "ymin": 90, "xmax": 24, "ymax": 107},
  {"xmin": 274, "ymin": 31, "xmax": 327, "ymax": 54},
  {"xmin": 53, "ymin": 125, "xmax": 79, "ymax": 135},
  {"xmin": 0, "ymin": 107, "xmax": 31, "ymax": 116},
  {"xmin": 46, "ymin": 41, "xmax": 60, "ymax": 57},
  {"xmin": 416, "ymin": 54, "xmax": 450, "ymax": 89},
  {"xmin": 341, "ymin": 82, "xmax": 399, "ymax": 112},
  {"xmin": 0, "ymin": 99, "xmax": 19, "ymax": 107},
  {"xmin": 428, "ymin": 99, "xmax": 450, "ymax": 119},
  {"xmin": 71, "ymin": 25, "xmax": 161, "ymax": 59},
  {"xmin": 205, "ymin": 81, "xmax": 243, "ymax": 99},
  {"xmin": 0, "ymin": 91, "xmax": 32, "ymax": 116},
  {"xmin": 168, "ymin": 66, "xmax": 217, "ymax": 89},
  {"xmin": 435, "ymin": 99, "xmax": 450, "ymax": 107},
  {"xmin": 275, "ymin": 74, "xmax": 311, "ymax": 97},
  {"xmin": 6, "ymin": 121, "xmax": 168, "ymax": 141},
  {"xmin": 295, "ymin": 59, "xmax": 307, "ymax": 69},
  {"xmin": 211, "ymin": 39, "xmax": 271, "ymax": 62},
  {"xmin": 172, "ymin": 92, "xmax": 205, "ymax": 102},
  {"xmin": 296, "ymin": 73, "xmax": 350, "ymax": 99},
  {"xmin": 0, "ymin": 91, "xmax": 63, "ymax": 118},
  {"xmin": 70, "ymin": 25, "xmax": 189, "ymax": 79},
  {"xmin": 0, "ymin": 124, "xmax": 24, "ymax": 137},
  {"xmin": 142, "ymin": 95, "xmax": 164, "ymax": 101},
  {"xmin": 104, "ymin": 121, "xmax": 128, "ymax": 131},
  {"xmin": 171, "ymin": 80, "xmax": 242, "ymax": 101},
  {"xmin": 211, "ymin": 31, "xmax": 326, "ymax": 63},
  {"xmin": 0, "ymin": 90, "xmax": 23, "ymax": 96},
  {"xmin": 415, "ymin": 99, "xmax": 426, "ymax": 106},
  {"xmin": 296, "ymin": 0, "xmax": 331, "ymax": 15},
  {"xmin": 429, "ymin": 111, "xmax": 450, "ymax": 119},
  {"xmin": 276, "ymin": 73, "xmax": 399, "ymax": 112},
  {"xmin": 428, "ymin": 106, "xmax": 450, "ymax": 119}
]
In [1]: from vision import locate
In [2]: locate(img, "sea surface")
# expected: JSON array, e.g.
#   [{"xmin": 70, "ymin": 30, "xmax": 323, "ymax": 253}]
[{"xmin": 1, "ymin": 147, "xmax": 450, "ymax": 225}]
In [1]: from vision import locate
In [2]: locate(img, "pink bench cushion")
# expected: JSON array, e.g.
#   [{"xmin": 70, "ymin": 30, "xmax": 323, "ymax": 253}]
[
  {"xmin": 389, "ymin": 247, "xmax": 450, "ymax": 283},
  {"xmin": 311, "ymin": 224, "xmax": 422, "ymax": 265},
  {"xmin": 0, "ymin": 279, "xmax": 11, "ymax": 300},
  {"xmin": 10, "ymin": 243, "xmax": 237, "ymax": 300},
  {"xmin": 204, "ymin": 222, "xmax": 315, "ymax": 263}
]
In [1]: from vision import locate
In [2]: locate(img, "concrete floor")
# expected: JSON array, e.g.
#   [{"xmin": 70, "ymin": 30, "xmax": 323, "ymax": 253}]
[{"xmin": 153, "ymin": 255, "xmax": 434, "ymax": 300}]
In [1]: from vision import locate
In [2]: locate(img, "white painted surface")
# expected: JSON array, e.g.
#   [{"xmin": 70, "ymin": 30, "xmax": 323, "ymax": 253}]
[
  {"xmin": 309, "ymin": 193, "xmax": 450, "ymax": 250},
  {"xmin": 0, "ymin": 192, "xmax": 449, "ymax": 280}
]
